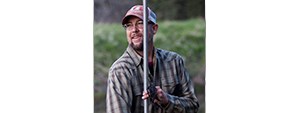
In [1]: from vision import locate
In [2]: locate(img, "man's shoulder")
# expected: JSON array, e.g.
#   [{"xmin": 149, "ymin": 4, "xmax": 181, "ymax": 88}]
[
  {"xmin": 156, "ymin": 48, "xmax": 184, "ymax": 61},
  {"xmin": 109, "ymin": 52, "xmax": 136, "ymax": 73}
]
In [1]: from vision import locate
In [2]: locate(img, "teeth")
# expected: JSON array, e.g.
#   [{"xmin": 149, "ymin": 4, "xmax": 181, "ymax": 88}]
[{"xmin": 132, "ymin": 34, "xmax": 142, "ymax": 37}]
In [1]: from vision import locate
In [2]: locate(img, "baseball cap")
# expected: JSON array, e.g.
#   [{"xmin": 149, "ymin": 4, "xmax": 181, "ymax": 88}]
[{"xmin": 122, "ymin": 5, "xmax": 157, "ymax": 25}]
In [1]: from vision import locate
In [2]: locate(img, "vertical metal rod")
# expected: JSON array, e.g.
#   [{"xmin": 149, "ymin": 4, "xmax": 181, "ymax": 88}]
[{"xmin": 143, "ymin": 0, "xmax": 148, "ymax": 113}]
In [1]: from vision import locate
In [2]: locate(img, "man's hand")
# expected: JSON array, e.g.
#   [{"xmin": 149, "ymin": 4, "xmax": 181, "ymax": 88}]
[{"xmin": 142, "ymin": 86, "xmax": 169, "ymax": 106}]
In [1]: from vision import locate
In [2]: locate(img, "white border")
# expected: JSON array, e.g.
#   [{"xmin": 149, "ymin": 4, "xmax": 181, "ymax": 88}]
[{"xmin": 207, "ymin": 0, "xmax": 300, "ymax": 113}]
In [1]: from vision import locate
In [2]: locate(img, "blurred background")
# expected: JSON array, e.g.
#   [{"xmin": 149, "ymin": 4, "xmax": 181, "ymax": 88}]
[{"xmin": 94, "ymin": 0, "xmax": 205, "ymax": 113}]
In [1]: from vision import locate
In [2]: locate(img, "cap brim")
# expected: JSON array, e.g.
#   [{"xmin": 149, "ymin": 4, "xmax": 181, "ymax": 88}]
[{"xmin": 121, "ymin": 13, "xmax": 143, "ymax": 25}]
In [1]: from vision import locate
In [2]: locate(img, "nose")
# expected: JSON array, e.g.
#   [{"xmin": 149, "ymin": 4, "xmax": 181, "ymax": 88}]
[{"xmin": 132, "ymin": 25, "xmax": 139, "ymax": 32}]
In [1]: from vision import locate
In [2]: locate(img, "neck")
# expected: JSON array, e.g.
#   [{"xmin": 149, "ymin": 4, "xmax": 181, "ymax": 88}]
[{"xmin": 136, "ymin": 45, "xmax": 154, "ymax": 62}]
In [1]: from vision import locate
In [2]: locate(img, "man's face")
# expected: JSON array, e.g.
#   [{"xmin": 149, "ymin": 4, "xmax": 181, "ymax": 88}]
[{"xmin": 124, "ymin": 16, "xmax": 157, "ymax": 52}]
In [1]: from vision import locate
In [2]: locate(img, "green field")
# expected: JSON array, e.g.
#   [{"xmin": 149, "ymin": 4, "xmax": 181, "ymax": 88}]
[{"xmin": 94, "ymin": 18, "xmax": 206, "ymax": 113}]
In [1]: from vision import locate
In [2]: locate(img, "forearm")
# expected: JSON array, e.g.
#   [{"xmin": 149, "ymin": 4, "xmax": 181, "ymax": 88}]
[
  {"xmin": 162, "ymin": 57, "xmax": 199, "ymax": 113},
  {"xmin": 164, "ymin": 60, "xmax": 200, "ymax": 113},
  {"xmin": 164, "ymin": 93, "xmax": 199, "ymax": 113}
]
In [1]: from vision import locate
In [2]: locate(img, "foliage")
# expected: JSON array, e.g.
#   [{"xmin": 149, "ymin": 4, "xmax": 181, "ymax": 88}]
[
  {"xmin": 94, "ymin": 18, "xmax": 205, "ymax": 77},
  {"xmin": 94, "ymin": 0, "xmax": 205, "ymax": 23}
]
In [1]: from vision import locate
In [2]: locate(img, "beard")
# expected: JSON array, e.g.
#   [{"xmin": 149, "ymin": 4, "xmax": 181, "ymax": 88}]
[
  {"xmin": 130, "ymin": 41, "xmax": 143, "ymax": 51},
  {"xmin": 129, "ymin": 34, "xmax": 153, "ymax": 52}
]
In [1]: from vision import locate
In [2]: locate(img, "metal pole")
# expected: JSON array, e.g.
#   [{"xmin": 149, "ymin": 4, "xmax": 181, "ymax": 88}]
[{"xmin": 143, "ymin": 0, "xmax": 148, "ymax": 113}]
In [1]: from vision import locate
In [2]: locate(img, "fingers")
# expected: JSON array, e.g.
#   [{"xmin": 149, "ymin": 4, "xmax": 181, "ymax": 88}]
[
  {"xmin": 142, "ymin": 86, "xmax": 168, "ymax": 105},
  {"xmin": 154, "ymin": 86, "xmax": 169, "ymax": 105},
  {"xmin": 153, "ymin": 99, "xmax": 159, "ymax": 104},
  {"xmin": 142, "ymin": 91, "xmax": 149, "ymax": 100},
  {"xmin": 155, "ymin": 86, "xmax": 163, "ymax": 100},
  {"xmin": 155, "ymin": 86, "xmax": 160, "ymax": 89}
]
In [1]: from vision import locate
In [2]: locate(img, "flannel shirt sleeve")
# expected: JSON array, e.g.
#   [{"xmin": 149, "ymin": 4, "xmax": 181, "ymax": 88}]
[
  {"xmin": 106, "ymin": 69, "xmax": 133, "ymax": 113},
  {"xmin": 163, "ymin": 57, "xmax": 200, "ymax": 113}
]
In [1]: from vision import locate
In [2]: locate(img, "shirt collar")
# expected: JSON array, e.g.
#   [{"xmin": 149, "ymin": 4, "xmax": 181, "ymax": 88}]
[
  {"xmin": 126, "ymin": 46, "xmax": 157, "ymax": 67},
  {"xmin": 126, "ymin": 46, "xmax": 143, "ymax": 67}
]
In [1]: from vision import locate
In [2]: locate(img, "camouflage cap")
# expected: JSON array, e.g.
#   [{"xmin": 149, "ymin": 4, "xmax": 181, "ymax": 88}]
[{"xmin": 122, "ymin": 5, "xmax": 157, "ymax": 25}]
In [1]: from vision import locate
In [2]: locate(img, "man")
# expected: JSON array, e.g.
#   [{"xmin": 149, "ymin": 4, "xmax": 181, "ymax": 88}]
[{"xmin": 106, "ymin": 5, "xmax": 199, "ymax": 113}]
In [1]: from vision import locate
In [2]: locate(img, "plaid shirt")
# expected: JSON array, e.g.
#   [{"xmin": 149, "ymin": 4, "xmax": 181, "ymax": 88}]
[{"xmin": 106, "ymin": 46, "xmax": 199, "ymax": 113}]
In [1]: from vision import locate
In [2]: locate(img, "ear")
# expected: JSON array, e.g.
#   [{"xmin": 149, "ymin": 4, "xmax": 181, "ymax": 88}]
[{"xmin": 151, "ymin": 24, "xmax": 158, "ymax": 34}]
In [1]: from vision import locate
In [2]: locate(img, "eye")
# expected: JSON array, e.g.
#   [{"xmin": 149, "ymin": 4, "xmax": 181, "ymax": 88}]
[
  {"xmin": 137, "ymin": 21, "xmax": 143, "ymax": 25},
  {"xmin": 123, "ymin": 23, "xmax": 133, "ymax": 28},
  {"xmin": 137, "ymin": 21, "xmax": 143, "ymax": 27}
]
